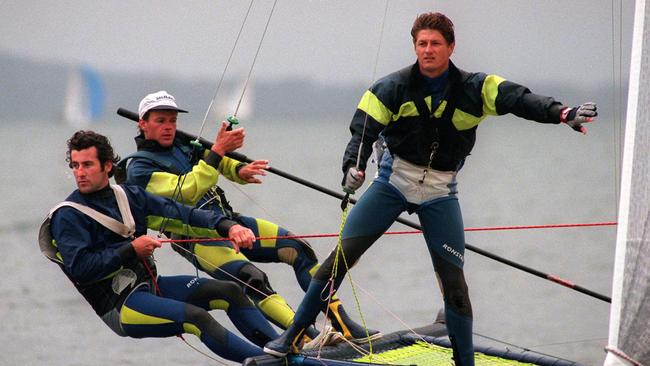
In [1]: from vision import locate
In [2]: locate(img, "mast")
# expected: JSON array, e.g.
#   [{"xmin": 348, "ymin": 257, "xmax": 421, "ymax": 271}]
[{"xmin": 604, "ymin": 1, "xmax": 650, "ymax": 365}]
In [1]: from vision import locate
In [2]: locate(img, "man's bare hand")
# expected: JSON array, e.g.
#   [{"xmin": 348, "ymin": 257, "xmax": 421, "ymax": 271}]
[
  {"xmin": 211, "ymin": 121, "xmax": 245, "ymax": 156},
  {"xmin": 131, "ymin": 235, "xmax": 162, "ymax": 258},
  {"xmin": 228, "ymin": 225, "xmax": 255, "ymax": 253},
  {"xmin": 238, "ymin": 160, "xmax": 269, "ymax": 183}
]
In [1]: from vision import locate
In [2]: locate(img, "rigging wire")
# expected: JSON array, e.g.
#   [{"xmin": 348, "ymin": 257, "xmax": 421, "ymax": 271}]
[
  {"xmin": 354, "ymin": 0, "xmax": 391, "ymax": 170},
  {"xmin": 329, "ymin": 1, "xmax": 392, "ymax": 360},
  {"xmin": 218, "ymin": 178, "xmax": 297, "ymax": 240},
  {"xmin": 154, "ymin": 0, "xmax": 261, "ymax": 235},
  {"xmin": 158, "ymin": 0, "xmax": 279, "ymax": 253},
  {"xmin": 145, "ymin": 1, "xmax": 279, "ymax": 360},
  {"xmin": 232, "ymin": 0, "xmax": 278, "ymax": 120},
  {"xmin": 611, "ymin": 0, "xmax": 624, "ymax": 215},
  {"xmin": 159, "ymin": 227, "xmax": 613, "ymax": 304},
  {"xmin": 178, "ymin": 337, "xmax": 226, "ymax": 365},
  {"xmin": 194, "ymin": 0, "xmax": 255, "ymax": 145}
]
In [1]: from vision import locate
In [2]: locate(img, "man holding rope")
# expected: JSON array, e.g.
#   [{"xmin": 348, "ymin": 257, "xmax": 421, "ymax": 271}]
[
  {"xmin": 264, "ymin": 12, "xmax": 597, "ymax": 365},
  {"xmin": 39, "ymin": 130, "xmax": 279, "ymax": 363}
]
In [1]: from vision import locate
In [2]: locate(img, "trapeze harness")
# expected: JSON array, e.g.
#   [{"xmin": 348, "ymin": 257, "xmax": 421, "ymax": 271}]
[{"xmin": 38, "ymin": 185, "xmax": 155, "ymax": 336}]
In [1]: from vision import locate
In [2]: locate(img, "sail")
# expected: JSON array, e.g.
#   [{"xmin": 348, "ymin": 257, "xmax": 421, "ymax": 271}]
[
  {"xmin": 214, "ymin": 78, "xmax": 255, "ymax": 123},
  {"xmin": 604, "ymin": 1, "xmax": 650, "ymax": 365},
  {"xmin": 63, "ymin": 64, "xmax": 105, "ymax": 125}
]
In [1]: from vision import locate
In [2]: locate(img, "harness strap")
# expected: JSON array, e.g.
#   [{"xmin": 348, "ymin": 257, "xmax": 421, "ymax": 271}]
[
  {"xmin": 407, "ymin": 70, "xmax": 466, "ymax": 172},
  {"xmin": 111, "ymin": 185, "xmax": 135, "ymax": 236},
  {"xmin": 38, "ymin": 185, "xmax": 136, "ymax": 270},
  {"xmin": 214, "ymin": 186, "xmax": 234, "ymax": 217},
  {"xmin": 47, "ymin": 185, "xmax": 135, "ymax": 238}
]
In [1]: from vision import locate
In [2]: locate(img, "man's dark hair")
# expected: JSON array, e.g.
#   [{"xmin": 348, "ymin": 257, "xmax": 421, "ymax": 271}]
[
  {"xmin": 66, "ymin": 130, "xmax": 121, "ymax": 177},
  {"xmin": 411, "ymin": 12, "xmax": 455, "ymax": 45}
]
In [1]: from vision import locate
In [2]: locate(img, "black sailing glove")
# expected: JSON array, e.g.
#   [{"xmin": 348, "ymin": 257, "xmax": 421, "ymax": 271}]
[{"xmin": 560, "ymin": 102, "xmax": 598, "ymax": 134}]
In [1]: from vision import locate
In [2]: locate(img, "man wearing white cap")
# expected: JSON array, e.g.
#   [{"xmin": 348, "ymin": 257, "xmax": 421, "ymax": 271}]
[
  {"xmin": 121, "ymin": 90, "xmax": 380, "ymax": 344},
  {"xmin": 137, "ymin": 90, "xmax": 188, "ymax": 117}
]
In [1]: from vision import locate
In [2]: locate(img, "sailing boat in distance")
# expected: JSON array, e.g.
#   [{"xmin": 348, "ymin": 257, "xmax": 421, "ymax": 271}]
[
  {"xmin": 214, "ymin": 77, "xmax": 255, "ymax": 123},
  {"xmin": 63, "ymin": 64, "xmax": 105, "ymax": 126}
]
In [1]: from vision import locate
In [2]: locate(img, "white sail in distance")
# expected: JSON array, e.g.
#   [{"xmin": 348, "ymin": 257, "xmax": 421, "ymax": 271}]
[{"xmin": 63, "ymin": 64, "xmax": 105, "ymax": 126}]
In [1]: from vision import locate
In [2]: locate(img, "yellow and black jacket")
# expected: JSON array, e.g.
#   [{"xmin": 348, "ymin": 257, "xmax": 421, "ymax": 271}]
[
  {"xmin": 343, "ymin": 60, "xmax": 565, "ymax": 173},
  {"xmin": 125, "ymin": 135, "xmax": 247, "ymax": 210}
]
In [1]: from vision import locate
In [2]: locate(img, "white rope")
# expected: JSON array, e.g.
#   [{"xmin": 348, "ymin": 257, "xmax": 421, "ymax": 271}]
[{"xmin": 355, "ymin": 0, "xmax": 390, "ymax": 169}]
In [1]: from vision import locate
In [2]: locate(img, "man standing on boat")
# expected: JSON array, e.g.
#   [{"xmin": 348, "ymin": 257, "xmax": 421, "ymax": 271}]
[
  {"xmin": 39, "ymin": 130, "xmax": 280, "ymax": 363},
  {"xmin": 121, "ymin": 91, "xmax": 380, "ymax": 343},
  {"xmin": 264, "ymin": 12, "xmax": 597, "ymax": 365}
]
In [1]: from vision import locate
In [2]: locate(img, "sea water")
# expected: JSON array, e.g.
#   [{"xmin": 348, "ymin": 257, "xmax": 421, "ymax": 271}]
[{"xmin": 0, "ymin": 115, "xmax": 616, "ymax": 365}]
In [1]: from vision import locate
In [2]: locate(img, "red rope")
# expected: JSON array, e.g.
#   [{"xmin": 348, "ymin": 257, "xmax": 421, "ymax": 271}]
[
  {"xmin": 604, "ymin": 347, "xmax": 643, "ymax": 366},
  {"xmin": 158, "ymin": 221, "xmax": 616, "ymax": 243},
  {"xmin": 464, "ymin": 221, "xmax": 617, "ymax": 232},
  {"xmin": 141, "ymin": 258, "xmax": 163, "ymax": 295}
]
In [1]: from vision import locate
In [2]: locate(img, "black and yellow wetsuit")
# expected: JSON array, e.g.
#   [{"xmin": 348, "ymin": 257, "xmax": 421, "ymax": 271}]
[
  {"xmin": 264, "ymin": 61, "xmax": 572, "ymax": 364},
  {"xmin": 124, "ymin": 135, "xmax": 376, "ymax": 340}
]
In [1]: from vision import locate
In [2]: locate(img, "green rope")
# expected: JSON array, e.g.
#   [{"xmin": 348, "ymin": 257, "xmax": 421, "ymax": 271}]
[{"xmin": 329, "ymin": 199, "xmax": 375, "ymax": 360}]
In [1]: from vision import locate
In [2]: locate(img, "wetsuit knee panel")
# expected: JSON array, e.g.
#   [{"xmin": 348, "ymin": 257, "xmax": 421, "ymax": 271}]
[
  {"xmin": 189, "ymin": 279, "xmax": 252, "ymax": 308},
  {"xmin": 238, "ymin": 264, "xmax": 275, "ymax": 298},
  {"xmin": 184, "ymin": 303, "xmax": 228, "ymax": 342},
  {"xmin": 277, "ymin": 237, "xmax": 318, "ymax": 265},
  {"xmin": 313, "ymin": 235, "xmax": 376, "ymax": 283},
  {"xmin": 277, "ymin": 247, "xmax": 298, "ymax": 265},
  {"xmin": 433, "ymin": 254, "xmax": 472, "ymax": 317},
  {"xmin": 446, "ymin": 287, "xmax": 472, "ymax": 317},
  {"xmin": 184, "ymin": 303, "xmax": 212, "ymax": 327}
]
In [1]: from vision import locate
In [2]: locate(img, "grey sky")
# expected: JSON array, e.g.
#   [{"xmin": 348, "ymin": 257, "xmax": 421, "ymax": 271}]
[{"xmin": 0, "ymin": 0, "xmax": 633, "ymax": 86}]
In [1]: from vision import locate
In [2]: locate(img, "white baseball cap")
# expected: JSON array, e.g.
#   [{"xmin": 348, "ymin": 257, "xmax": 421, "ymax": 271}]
[{"xmin": 138, "ymin": 90, "xmax": 188, "ymax": 119}]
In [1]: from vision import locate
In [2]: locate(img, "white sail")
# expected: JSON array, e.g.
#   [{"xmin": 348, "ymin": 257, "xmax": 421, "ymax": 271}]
[
  {"xmin": 604, "ymin": 1, "xmax": 650, "ymax": 365},
  {"xmin": 220, "ymin": 85, "xmax": 254, "ymax": 123},
  {"xmin": 63, "ymin": 64, "xmax": 105, "ymax": 126},
  {"xmin": 63, "ymin": 68, "xmax": 89, "ymax": 126}
]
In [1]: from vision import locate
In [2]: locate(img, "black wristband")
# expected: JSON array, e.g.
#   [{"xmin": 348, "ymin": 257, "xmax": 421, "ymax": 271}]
[
  {"xmin": 204, "ymin": 150, "xmax": 224, "ymax": 170},
  {"xmin": 117, "ymin": 241, "xmax": 137, "ymax": 262},
  {"xmin": 216, "ymin": 219, "xmax": 238, "ymax": 237},
  {"xmin": 235, "ymin": 162, "xmax": 246, "ymax": 176}
]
